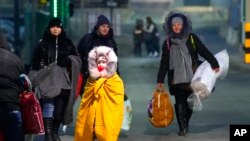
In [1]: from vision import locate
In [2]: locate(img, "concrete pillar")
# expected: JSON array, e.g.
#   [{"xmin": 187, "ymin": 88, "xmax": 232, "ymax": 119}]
[{"xmin": 246, "ymin": 0, "xmax": 250, "ymax": 22}]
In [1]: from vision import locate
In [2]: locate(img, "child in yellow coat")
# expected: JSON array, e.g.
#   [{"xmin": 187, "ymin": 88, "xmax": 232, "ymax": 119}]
[{"xmin": 74, "ymin": 46, "xmax": 124, "ymax": 141}]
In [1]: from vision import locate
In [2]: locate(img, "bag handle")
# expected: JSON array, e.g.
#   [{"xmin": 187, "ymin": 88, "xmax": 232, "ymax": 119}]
[
  {"xmin": 190, "ymin": 35, "xmax": 196, "ymax": 51},
  {"xmin": 156, "ymin": 85, "xmax": 165, "ymax": 93}
]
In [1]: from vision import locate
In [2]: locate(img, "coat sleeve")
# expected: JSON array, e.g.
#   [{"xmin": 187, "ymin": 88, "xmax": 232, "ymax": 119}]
[
  {"xmin": 77, "ymin": 36, "xmax": 86, "ymax": 60},
  {"xmin": 157, "ymin": 39, "xmax": 169, "ymax": 83},
  {"xmin": 30, "ymin": 41, "xmax": 44, "ymax": 70},
  {"xmin": 111, "ymin": 38, "xmax": 118, "ymax": 55},
  {"xmin": 109, "ymin": 38, "xmax": 120, "ymax": 75},
  {"xmin": 77, "ymin": 35, "xmax": 90, "ymax": 75},
  {"xmin": 68, "ymin": 39, "xmax": 79, "ymax": 56},
  {"xmin": 192, "ymin": 33, "xmax": 219, "ymax": 69}
]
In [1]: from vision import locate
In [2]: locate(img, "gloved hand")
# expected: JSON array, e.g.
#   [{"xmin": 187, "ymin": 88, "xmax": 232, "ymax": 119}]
[{"xmin": 57, "ymin": 58, "xmax": 71, "ymax": 68}]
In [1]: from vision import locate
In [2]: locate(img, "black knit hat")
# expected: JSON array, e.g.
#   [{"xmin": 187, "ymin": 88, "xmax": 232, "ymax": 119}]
[
  {"xmin": 96, "ymin": 15, "xmax": 110, "ymax": 27},
  {"xmin": 48, "ymin": 18, "xmax": 63, "ymax": 28}
]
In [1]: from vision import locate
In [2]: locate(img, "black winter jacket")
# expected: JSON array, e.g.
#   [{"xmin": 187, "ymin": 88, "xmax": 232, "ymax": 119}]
[
  {"xmin": 157, "ymin": 33, "xmax": 219, "ymax": 85},
  {"xmin": 0, "ymin": 46, "xmax": 24, "ymax": 111},
  {"xmin": 133, "ymin": 25, "xmax": 144, "ymax": 44},
  {"xmin": 31, "ymin": 30, "xmax": 78, "ymax": 70}
]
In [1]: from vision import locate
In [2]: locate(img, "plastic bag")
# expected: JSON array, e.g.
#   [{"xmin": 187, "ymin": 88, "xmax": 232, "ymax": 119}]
[
  {"xmin": 214, "ymin": 49, "xmax": 229, "ymax": 79},
  {"xmin": 191, "ymin": 70, "xmax": 217, "ymax": 101},
  {"xmin": 187, "ymin": 93, "xmax": 203, "ymax": 111},
  {"xmin": 121, "ymin": 99, "xmax": 132, "ymax": 131},
  {"xmin": 189, "ymin": 49, "xmax": 229, "ymax": 111}
]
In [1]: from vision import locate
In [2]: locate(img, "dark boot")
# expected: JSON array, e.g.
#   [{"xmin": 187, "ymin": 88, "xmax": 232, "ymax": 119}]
[
  {"xmin": 186, "ymin": 106, "xmax": 193, "ymax": 132},
  {"xmin": 43, "ymin": 118, "xmax": 54, "ymax": 141},
  {"xmin": 175, "ymin": 104, "xmax": 187, "ymax": 136},
  {"xmin": 52, "ymin": 119, "xmax": 61, "ymax": 141}
]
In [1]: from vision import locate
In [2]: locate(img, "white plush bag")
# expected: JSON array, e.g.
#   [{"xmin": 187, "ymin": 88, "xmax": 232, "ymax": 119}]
[{"xmin": 188, "ymin": 49, "xmax": 229, "ymax": 111}]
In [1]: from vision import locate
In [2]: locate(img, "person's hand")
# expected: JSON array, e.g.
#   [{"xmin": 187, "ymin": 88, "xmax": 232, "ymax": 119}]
[
  {"xmin": 156, "ymin": 83, "xmax": 164, "ymax": 92},
  {"xmin": 100, "ymin": 70, "xmax": 109, "ymax": 78},
  {"xmin": 213, "ymin": 67, "xmax": 220, "ymax": 73},
  {"xmin": 157, "ymin": 83, "xmax": 164, "ymax": 88}
]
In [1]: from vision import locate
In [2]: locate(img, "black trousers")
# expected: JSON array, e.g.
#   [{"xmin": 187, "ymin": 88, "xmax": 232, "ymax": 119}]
[
  {"xmin": 0, "ymin": 110, "xmax": 24, "ymax": 141},
  {"xmin": 134, "ymin": 42, "xmax": 142, "ymax": 57},
  {"xmin": 173, "ymin": 88, "xmax": 193, "ymax": 132},
  {"xmin": 174, "ymin": 90, "xmax": 190, "ymax": 106},
  {"xmin": 53, "ymin": 89, "xmax": 70, "ymax": 121}
]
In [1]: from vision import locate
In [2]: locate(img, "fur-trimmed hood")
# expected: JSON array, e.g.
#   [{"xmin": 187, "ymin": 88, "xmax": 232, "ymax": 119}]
[
  {"xmin": 163, "ymin": 12, "xmax": 192, "ymax": 39},
  {"xmin": 88, "ymin": 46, "xmax": 118, "ymax": 79}
]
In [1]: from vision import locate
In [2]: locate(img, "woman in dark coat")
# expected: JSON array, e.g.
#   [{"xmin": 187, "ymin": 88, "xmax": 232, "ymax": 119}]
[
  {"xmin": 156, "ymin": 12, "xmax": 220, "ymax": 136},
  {"xmin": 77, "ymin": 15, "xmax": 118, "ymax": 95},
  {"xmin": 133, "ymin": 19, "xmax": 144, "ymax": 57},
  {"xmin": 30, "ymin": 18, "xmax": 79, "ymax": 141},
  {"xmin": 144, "ymin": 16, "xmax": 160, "ymax": 57}
]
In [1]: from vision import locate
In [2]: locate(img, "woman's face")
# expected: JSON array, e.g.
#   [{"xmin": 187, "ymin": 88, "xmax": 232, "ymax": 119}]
[
  {"xmin": 50, "ymin": 26, "xmax": 62, "ymax": 36},
  {"xmin": 171, "ymin": 23, "xmax": 183, "ymax": 34},
  {"xmin": 98, "ymin": 24, "xmax": 110, "ymax": 36}
]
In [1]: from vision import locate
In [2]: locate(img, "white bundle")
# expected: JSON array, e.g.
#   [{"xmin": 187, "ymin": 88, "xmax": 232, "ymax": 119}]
[{"xmin": 188, "ymin": 49, "xmax": 229, "ymax": 111}]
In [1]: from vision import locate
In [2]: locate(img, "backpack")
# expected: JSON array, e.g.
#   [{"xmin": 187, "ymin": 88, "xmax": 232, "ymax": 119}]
[{"xmin": 148, "ymin": 88, "xmax": 174, "ymax": 128}]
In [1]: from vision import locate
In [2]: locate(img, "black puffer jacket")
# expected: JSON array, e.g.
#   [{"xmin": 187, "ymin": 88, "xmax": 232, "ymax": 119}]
[
  {"xmin": 0, "ymin": 33, "xmax": 24, "ymax": 111},
  {"xmin": 31, "ymin": 28, "xmax": 78, "ymax": 70},
  {"xmin": 77, "ymin": 26, "xmax": 118, "ymax": 77},
  {"xmin": 157, "ymin": 12, "xmax": 219, "ymax": 86}
]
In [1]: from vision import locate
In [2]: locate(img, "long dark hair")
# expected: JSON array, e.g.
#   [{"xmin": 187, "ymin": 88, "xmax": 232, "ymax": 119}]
[{"xmin": 146, "ymin": 16, "xmax": 154, "ymax": 29}]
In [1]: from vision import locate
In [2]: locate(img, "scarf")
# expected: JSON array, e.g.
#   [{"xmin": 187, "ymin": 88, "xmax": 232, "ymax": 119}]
[{"xmin": 169, "ymin": 37, "xmax": 193, "ymax": 84}]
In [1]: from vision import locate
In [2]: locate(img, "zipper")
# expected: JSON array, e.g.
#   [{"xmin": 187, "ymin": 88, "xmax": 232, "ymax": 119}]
[{"xmin": 55, "ymin": 37, "xmax": 58, "ymax": 63}]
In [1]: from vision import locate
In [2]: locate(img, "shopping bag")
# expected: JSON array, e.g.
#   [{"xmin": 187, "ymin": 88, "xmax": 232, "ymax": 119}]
[
  {"xmin": 20, "ymin": 91, "xmax": 45, "ymax": 135},
  {"xmin": 121, "ymin": 99, "xmax": 132, "ymax": 131},
  {"xmin": 148, "ymin": 87, "xmax": 174, "ymax": 128},
  {"xmin": 189, "ymin": 49, "xmax": 229, "ymax": 111}
]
